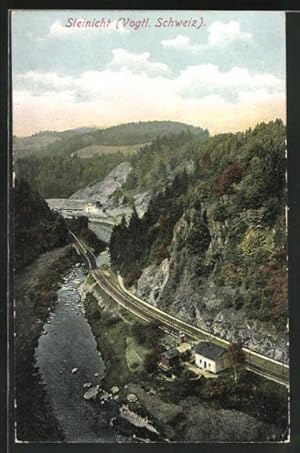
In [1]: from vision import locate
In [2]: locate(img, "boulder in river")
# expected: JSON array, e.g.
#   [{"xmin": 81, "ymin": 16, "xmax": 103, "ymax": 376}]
[
  {"xmin": 83, "ymin": 382, "xmax": 93, "ymax": 388},
  {"xmin": 100, "ymin": 391, "xmax": 110, "ymax": 402},
  {"xmin": 83, "ymin": 385, "xmax": 100, "ymax": 401},
  {"xmin": 127, "ymin": 393, "xmax": 138, "ymax": 403},
  {"xmin": 72, "ymin": 368, "xmax": 79, "ymax": 374},
  {"xmin": 111, "ymin": 386, "xmax": 120, "ymax": 395}
]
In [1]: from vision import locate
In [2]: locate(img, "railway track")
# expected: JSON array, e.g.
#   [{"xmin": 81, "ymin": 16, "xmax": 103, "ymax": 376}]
[
  {"xmin": 72, "ymin": 232, "xmax": 290, "ymax": 388},
  {"xmin": 92, "ymin": 269, "xmax": 289, "ymax": 387}
]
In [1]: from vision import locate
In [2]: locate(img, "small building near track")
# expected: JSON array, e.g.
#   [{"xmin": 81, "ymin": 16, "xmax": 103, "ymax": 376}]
[
  {"xmin": 193, "ymin": 342, "xmax": 230, "ymax": 374},
  {"xmin": 160, "ymin": 348, "xmax": 179, "ymax": 368}
]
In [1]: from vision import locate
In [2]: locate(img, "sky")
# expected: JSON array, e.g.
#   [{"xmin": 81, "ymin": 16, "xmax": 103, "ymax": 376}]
[{"xmin": 12, "ymin": 10, "xmax": 286, "ymax": 137}]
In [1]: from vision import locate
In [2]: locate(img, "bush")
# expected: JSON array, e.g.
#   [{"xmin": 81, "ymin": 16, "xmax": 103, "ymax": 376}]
[
  {"xmin": 144, "ymin": 348, "xmax": 160, "ymax": 373},
  {"xmin": 167, "ymin": 372, "xmax": 203, "ymax": 401},
  {"xmin": 212, "ymin": 203, "xmax": 227, "ymax": 222},
  {"xmin": 123, "ymin": 267, "xmax": 142, "ymax": 287},
  {"xmin": 186, "ymin": 222, "xmax": 211, "ymax": 254},
  {"xmin": 102, "ymin": 315, "xmax": 119, "ymax": 327},
  {"xmin": 92, "ymin": 310, "xmax": 101, "ymax": 320},
  {"xmin": 201, "ymin": 378, "xmax": 231, "ymax": 400}
]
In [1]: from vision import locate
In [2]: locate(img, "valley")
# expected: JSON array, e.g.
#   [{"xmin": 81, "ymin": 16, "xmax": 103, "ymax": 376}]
[{"xmin": 14, "ymin": 119, "xmax": 289, "ymax": 442}]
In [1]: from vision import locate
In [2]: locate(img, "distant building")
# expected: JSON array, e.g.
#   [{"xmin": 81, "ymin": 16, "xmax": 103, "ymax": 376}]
[
  {"xmin": 193, "ymin": 342, "xmax": 230, "ymax": 374},
  {"xmin": 160, "ymin": 348, "xmax": 179, "ymax": 368}
]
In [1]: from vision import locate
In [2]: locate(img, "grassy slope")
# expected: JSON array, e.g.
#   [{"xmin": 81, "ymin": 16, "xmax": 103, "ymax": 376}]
[{"xmin": 74, "ymin": 142, "xmax": 151, "ymax": 159}]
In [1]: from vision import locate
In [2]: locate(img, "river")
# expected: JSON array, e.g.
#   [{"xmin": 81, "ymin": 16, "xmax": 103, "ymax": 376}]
[
  {"xmin": 35, "ymin": 253, "xmax": 156, "ymax": 443},
  {"xmin": 35, "ymin": 263, "xmax": 122, "ymax": 442}
]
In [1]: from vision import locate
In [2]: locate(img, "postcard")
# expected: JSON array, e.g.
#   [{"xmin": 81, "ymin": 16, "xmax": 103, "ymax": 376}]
[{"xmin": 11, "ymin": 9, "xmax": 289, "ymax": 444}]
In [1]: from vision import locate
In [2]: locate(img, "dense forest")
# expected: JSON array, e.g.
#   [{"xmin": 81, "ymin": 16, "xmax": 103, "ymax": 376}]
[
  {"xmin": 110, "ymin": 120, "xmax": 287, "ymax": 329},
  {"xmin": 15, "ymin": 152, "xmax": 127, "ymax": 198},
  {"xmin": 14, "ymin": 179, "xmax": 71, "ymax": 269}
]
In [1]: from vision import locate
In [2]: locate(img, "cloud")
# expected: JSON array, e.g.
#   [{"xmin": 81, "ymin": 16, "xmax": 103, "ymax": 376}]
[
  {"xmin": 109, "ymin": 48, "xmax": 169, "ymax": 76},
  {"xmin": 208, "ymin": 20, "xmax": 252, "ymax": 48},
  {"xmin": 13, "ymin": 64, "xmax": 285, "ymax": 136},
  {"xmin": 161, "ymin": 35, "xmax": 191, "ymax": 50},
  {"xmin": 175, "ymin": 64, "xmax": 282, "ymax": 101},
  {"xmin": 17, "ymin": 63, "xmax": 282, "ymax": 103},
  {"xmin": 161, "ymin": 20, "xmax": 252, "ymax": 52}
]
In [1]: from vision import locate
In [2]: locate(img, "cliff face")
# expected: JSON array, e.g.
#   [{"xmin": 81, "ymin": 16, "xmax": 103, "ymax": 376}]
[{"xmin": 135, "ymin": 204, "xmax": 288, "ymax": 362}]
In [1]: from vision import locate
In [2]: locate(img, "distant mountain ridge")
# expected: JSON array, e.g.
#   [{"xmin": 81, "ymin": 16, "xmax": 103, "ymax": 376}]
[{"xmin": 14, "ymin": 121, "xmax": 208, "ymax": 160}]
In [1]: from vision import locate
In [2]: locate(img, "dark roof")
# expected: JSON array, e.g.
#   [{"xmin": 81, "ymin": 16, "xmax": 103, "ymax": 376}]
[
  {"xmin": 161, "ymin": 348, "xmax": 179, "ymax": 360},
  {"xmin": 193, "ymin": 342, "xmax": 226, "ymax": 360}
]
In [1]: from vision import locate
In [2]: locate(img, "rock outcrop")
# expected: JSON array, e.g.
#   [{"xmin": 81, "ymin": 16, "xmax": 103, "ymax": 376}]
[{"xmin": 70, "ymin": 162, "xmax": 132, "ymax": 203}]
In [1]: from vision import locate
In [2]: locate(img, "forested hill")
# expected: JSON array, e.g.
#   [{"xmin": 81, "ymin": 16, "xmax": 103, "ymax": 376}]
[
  {"xmin": 14, "ymin": 121, "xmax": 208, "ymax": 160},
  {"xmin": 14, "ymin": 179, "xmax": 71, "ymax": 270},
  {"xmin": 110, "ymin": 119, "xmax": 288, "ymax": 336},
  {"xmin": 15, "ymin": 123, "xmax": 209, "ymax": 199},
  {"xmin": 89, "ymin": 121, "xmax": 208, "ymax": 145}
]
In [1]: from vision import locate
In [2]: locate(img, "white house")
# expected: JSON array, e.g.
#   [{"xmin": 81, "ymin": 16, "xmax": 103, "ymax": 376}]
[
  {"xmin": 193, "ymin": 342, "xmax": 230, "ymax": 374},
  {"xmin": 85, "ymin": 202, "xmax": 99, "ymax": 214}
]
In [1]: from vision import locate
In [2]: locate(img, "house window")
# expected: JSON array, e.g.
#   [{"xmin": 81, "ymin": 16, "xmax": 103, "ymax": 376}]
[
  {"xmin": 199, "ymin": 359, "xmax": 202, "ymax": 363},
  {"xmin": 208, "ymin": 363, "xmax": 211, "ymax": 367}
]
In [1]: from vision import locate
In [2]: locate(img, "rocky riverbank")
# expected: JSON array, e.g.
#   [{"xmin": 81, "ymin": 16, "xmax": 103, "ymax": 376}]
[
  {"xmin": 14, "ymin": 245, "xmax": 80, "ymax": 441},
  {"xmin": 82, "ymin": 288, "xmax": 163, "ymax": 441}
]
